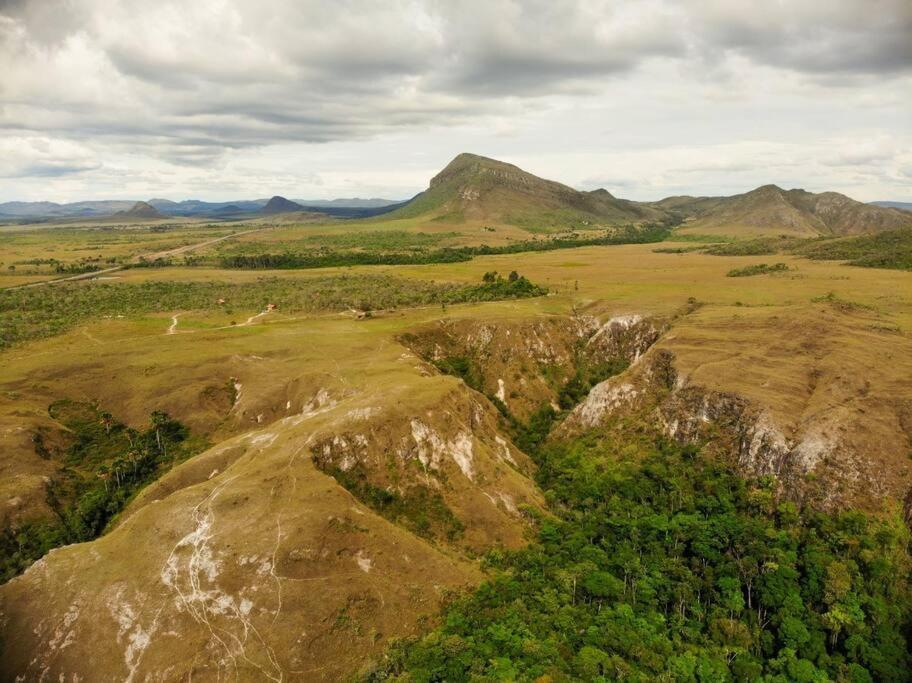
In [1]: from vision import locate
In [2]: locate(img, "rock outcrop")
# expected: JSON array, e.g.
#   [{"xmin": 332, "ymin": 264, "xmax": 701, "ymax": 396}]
[
  {"xmin": 561, "ymin": 341, "xmax": 912, "ymax": 512},
  {"xmin": 401, "ymin": 313, "xmax": 660, "ymax": 420}
]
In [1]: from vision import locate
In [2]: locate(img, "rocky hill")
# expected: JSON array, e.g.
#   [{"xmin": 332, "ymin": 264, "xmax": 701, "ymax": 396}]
[
  {"xmin": 656, "ymin": 184, "xmax": 912, "ymax": 237},
  {"xmin": 386, "ymin": 153, "xmax": 662, "ymax": 230},
  {"xmin": 259, "ymin": 195, "xmax": 305, "ymax": 214},
  {"xmin": 115, "ymin": 201, "xmax": 165, "ymax": 220}
]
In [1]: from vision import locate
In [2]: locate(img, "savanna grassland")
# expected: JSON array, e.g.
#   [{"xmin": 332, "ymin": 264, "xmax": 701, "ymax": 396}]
[{"xmin": 1, "ymin": 158, "xmax": 911, "ymax": 680}]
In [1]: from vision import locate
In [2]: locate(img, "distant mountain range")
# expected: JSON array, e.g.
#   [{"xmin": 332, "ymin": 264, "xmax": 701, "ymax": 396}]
[
  {"xmin": 872, "ymin": 201, "xmax": 912, "ymax": 212},
  {"xmin": 2, "ymin": 155, "xmax": 910, "ymax": 237},
  {"xmin": 0, "ymin": 196, "xmax": 403, "ymax": 220}
]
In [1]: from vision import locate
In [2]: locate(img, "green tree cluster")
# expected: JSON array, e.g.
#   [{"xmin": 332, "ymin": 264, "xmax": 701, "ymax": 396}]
[
  {"xmin": 372, "ymin": 436, "xmax": 912, "ymax": 682},
  {"xmin": 1, "ymin": 400, "xmax": 204, "ymax": 581},
  {"xmin": 218, "ymin": 224, "xmax": 672, "ymax": 271}
]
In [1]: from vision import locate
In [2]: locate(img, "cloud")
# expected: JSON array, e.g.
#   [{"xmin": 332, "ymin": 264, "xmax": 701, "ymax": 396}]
[
  {"xmin": 0, "ymin": 0, "xmax": 909, "ymax": 200},
  {"xmin": 3, "ymin": 0, "xmax": 908, "ymax": 159},
  {"xmin": 0, "ymin": 136, "xmax": 101, "ymax": 178},
  {"xmin": 690, "ymin": 0, "xmax": 912, "ymax": 76}
]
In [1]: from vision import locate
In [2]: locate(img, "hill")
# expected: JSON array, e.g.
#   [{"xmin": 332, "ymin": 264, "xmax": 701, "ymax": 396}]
[
  {"xmin": 148, "ymin": 198, "xmax": 267, "ymax": 216},
  {"xmin": 259, "ymin": 195, "xmax": 305, "ymax": 214},
  {"xmin": 293, "ymin": 197, "xmax": 400, "ymax": 209},
  {"xmin": 115, "ymin": 201, "xmax": 165, "ymax": 220},
  {"xmin": 0, "ymin": 200, "xmax": 136, "ymax": 218},
  {"xmin": 656, "ymin": 185, "xmax": 912, "ymax": 237},
  {"xmin": 384, "ymin": 153, "xmax": 662, "ymax": 232}
]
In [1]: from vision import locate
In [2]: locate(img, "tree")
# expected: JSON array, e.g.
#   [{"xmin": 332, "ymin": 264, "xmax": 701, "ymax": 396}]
[
  {"xmin": 99, "ymin": 411, "xmax": 114, "ymax": 435},
  {"xmin": 96, "ymin": 465, "xmax": 110, "ymax": 493},
  {"xmin": 149, "ymin": 410, "xmax": 170, "ymax": 457}
]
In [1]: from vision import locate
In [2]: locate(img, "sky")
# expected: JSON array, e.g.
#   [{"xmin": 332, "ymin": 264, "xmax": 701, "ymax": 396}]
[{"xmin": 0, "ymin": 0, "xmax": 910, "ymax": 203}]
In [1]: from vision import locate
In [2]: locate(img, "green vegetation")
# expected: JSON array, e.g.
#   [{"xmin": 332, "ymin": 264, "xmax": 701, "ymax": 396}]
[
  {"xmin": 653, "ymin": 246, "xmax": 703, "ymax": 254},
  {"xmin": 371, "ymin": 435, "xmax": 912, "ymax": 682},
  {"xmin": 796, "ymin": 230, "xmax": 912, "ymax": 271},
  {"xmin": 811, "ymin": 292, "xmax": 875, "ymax": 314},
  {"xmin": 665, "ymin": 233, "xmax": 736, "ymax": 244},
  {"xmin": 505, "ymin": 357, "xmax": 631, "ymax": 456},
  {"xmin": 0, "ymin": 224, "xmax": 235, "ymax": 271},
  {"xmin": 727, "ymin": 263, "xmax": 790, "ymax": 278},
  {"xmin": 1, "ymin": 400, "xmax": 205, "ymax": 582},
  {"xmin": 218, "ymin": 224, "xmax": 672, "ymax": 270},
  {"xmin": 507, "ymin": 209, "xmax": 622, "ymax": 233},
  {"xmin": 216, "ymin": 230, "xmax": 460, "ymax": 255},
  {"xmin": 694, "ymin": 230, "xmax": 912, "ymax": 272},
  {"xmin": 430, "ymin": 344, "xmax": 629, "ymax": 456},
  {"xmin": 12, "ymin": 257, "xmax": 111, "ymax": 275},
  {"xmin": 433, "ymin": 356, "xmax": 484, "ymax": 393},
  {"xmin": 0, "ymin": 273, "xmax": 547, "ymax": 349},
  {"xmin": 219, "ymin": 248, "xmax": 473, "ymax": 269},
  {"xmin": 705, "ymin": 237, "xmax": 808, "ymax": 257},
  {"xmin": 557, "ymin": 358, "xmax": 631, "ymax": 410},
  {"xmin": 327, "ymin": 464, "xmax": 464, "ymax": 542}
]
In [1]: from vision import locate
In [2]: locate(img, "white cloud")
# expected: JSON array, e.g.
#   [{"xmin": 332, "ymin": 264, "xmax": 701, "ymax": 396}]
[
  {"xmin": 0, "ymin": 136, "xmax": 101, "ymax": 178},
  {"xmin": 0, "ymin": 0, "xmax": 910, "ymax": 201}
]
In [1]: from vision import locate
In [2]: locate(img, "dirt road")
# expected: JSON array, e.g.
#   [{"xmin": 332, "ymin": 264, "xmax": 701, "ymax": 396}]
[{"xmin": 3, "ymin": 227, "xmax": 267, "ymax": 291}]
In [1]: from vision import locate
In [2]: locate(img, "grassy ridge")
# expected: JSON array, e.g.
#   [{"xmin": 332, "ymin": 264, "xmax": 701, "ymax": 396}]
[
  {"xmin": 797, "ymin": 230, "xmax": 912, "ymax": 270},
  {"xmin": 704, "ymin": 237, "xmax": 808, "ymax": 257},
  {"xmin": 694, "ymin": 230, "xmax": 912, "ymax": 271}
]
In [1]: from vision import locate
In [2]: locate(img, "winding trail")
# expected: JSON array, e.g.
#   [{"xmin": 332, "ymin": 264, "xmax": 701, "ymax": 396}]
[{"xmin": 238, "ymin": 309, "xmax": 271, "ymax": 327}]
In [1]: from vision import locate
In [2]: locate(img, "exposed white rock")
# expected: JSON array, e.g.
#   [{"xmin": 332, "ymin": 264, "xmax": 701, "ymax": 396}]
[
  {"xmin": 793, "ymin": 427, "xmax": 835, "ymax": 472},
  {"xmin": 355, "ymin": 550, "xmax": 372, "ymax": 573},
  {"xmin": 347, "ymin": 406, "xmax": 380, "ymax": 421},
  {"xmin": 450, "ymin": 432, "xmax": 475, "ymax": 480},
  {"xmin": 493, "ymin": 435, "xmax": 517, "ymax": 466},
  {"xmin": 573, "ymin": 381, "xmax": 639, "ymax": 428},
  {"xmin": 410, "ymin": 419, "xmax": 475, "ymax": 479}
]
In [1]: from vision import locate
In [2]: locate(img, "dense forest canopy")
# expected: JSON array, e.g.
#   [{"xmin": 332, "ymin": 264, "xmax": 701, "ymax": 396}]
[{"xmin": 370, "ymin": 432, "xmax": 912, "ymax": 682}]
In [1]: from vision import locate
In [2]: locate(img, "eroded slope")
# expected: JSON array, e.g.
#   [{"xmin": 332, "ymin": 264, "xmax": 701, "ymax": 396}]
[
  {"xmin": 0, "ymin": 365, "xmax": 542, "ymax": 680},
  {"xmin": 560, "ymin": 303, "xmax": 912, "ymax": 513}
]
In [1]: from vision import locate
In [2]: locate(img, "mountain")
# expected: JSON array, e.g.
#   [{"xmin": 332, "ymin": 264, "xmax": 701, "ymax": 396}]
[
  {"xmin": 293, "ymin": 198, "xmax": 400, "ymax": 209},
  {"xmin": 872, "ymin": 201, "xmax": 912, "ymax": 212},
  {"xmin": 115, "ymin": 201, "xmax": 165, "ymax": 220},
  {"xmin": 0, "ymin": 200, "xmax": 135, "ymax": 218},
  {"xmin": 147, "ymin": 198, "xmax": 268, "ymax": 216},
  {"xmin": 0, "ymin": 196, "xmax": 399, "ymax": 221},
  {"xmin": 654, "ymin": 185, "xmax": 912, "ymax": 237},
  {"xmin": 259, "ymin": 195, "xmax": 306, "ymax": 214},
  {"xmin": 384, "ymin": 153, "xmax": 661, "ymax": 230},
  {"xmin": 0, "ymin": 201, "xmax": 64, "ymax": 217}
]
